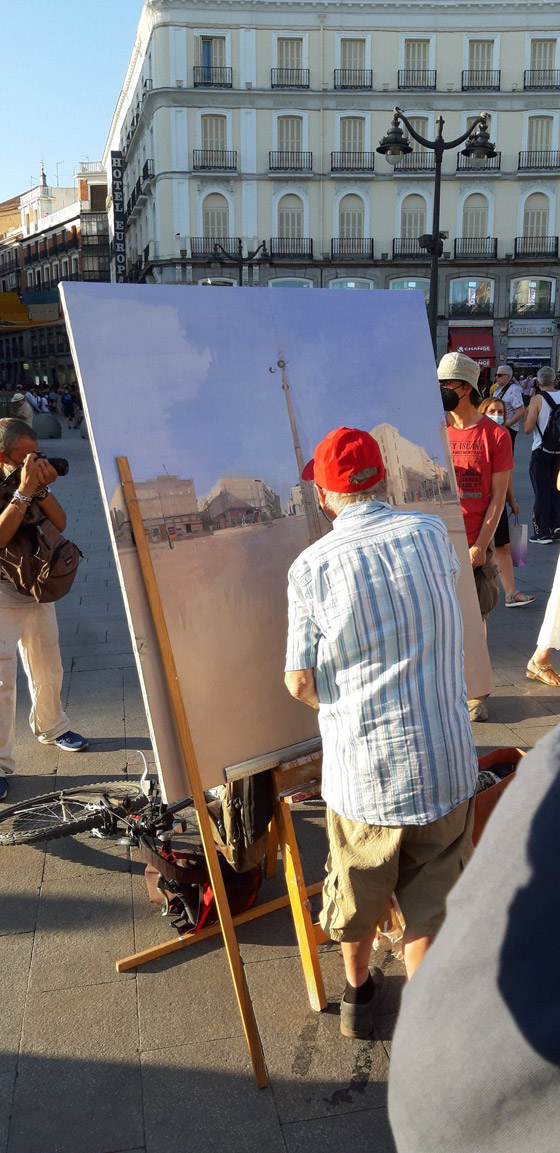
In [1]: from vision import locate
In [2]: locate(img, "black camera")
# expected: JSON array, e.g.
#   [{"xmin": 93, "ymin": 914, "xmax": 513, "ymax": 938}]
[{"xmin": 35, "ymin": 452, "xmax": 69, "ymax": 477}]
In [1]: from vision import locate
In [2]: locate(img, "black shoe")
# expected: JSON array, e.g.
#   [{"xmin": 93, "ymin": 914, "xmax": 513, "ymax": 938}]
[
  {"xmin": 0, "ymin": 778, "xmax": 8, "ymax": 801},
  {"xmin": 340, "ymin": 969, "xmax": 385, "ymax": 1038},
  {"xmin": 529, "ymin": 534, "xmax": 553, "ymax": 544}
]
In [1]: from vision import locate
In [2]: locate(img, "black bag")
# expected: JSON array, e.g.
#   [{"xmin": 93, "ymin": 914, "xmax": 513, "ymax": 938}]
[
  {"xmin": 0, "ymin": 473, "xmax": 82, "ymax": 602},
  {"xmin": 142, "ymin": 840, "xmax": 263, "ymax": 936},
  {"xmin": 537, "ymin": 392, "xmax": 560, "ymax": 454}
]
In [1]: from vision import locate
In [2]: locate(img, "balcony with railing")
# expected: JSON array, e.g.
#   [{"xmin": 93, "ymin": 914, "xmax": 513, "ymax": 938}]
[
  {"xmin": 271, "ymin": 68, "xmax": 310, "ymax": 88},
  {"xmin": 142, "ymin": 78, "xmax": 153, "ymax": 95},
  {"xmin": 331, "ymin": 238, "xmax": 374, "ymax": 259},
  {"xmin": 514, "ymin": 236, "xmax": 559, "ymax": 258},
  {"xmin": 397, "ymin": 69, "xmax": 436, "ymax": 90},
  {"xmin": 524, "ymin": 70, "xmax": 560, "ymax": 90},
  {"xmin": 330, "ymin": 151, "xmax": 375, "ymax": 172},
  {"xmin": 518, "ymin": 151, "xmax": 560, "ymax": 171},
  {"xmin": 449, "ymin": 301, "xmax": 494, "ymax": 318},
  {"xmin": 193, "ymin": 149, "xmax": 237, "ymax": 171},
  {"xmin": 190, "ymin": 237, "xmax": 241, "ymax": 258},
  {"xmin": 456, "ymin": 151, "xmax": 501, "ymax": 173},
  {"xmin": 392, "ymin": 238, "xmax": 428, "ymax": 259},
  {"xmin": 193, "ymin": 66, "xmax": 232, "ymax": 88},
  {"xmin": 461, "ymin": 69, "xmax": 501, "ymax": 90},
  {"xmin": 269, "ymin": 151, "xmax": 312, "ymax": 172},
  {"xmin": 454, "ymin": 237, "xmax": 498, "ymax": 260},
  {"xmin": 509, "ymin": 301, "xmax": 556, "ymax": 318},
  {"xmin": 333, "ymin": 69, "xmax": 373, "ymax": 89},
  {"xmin": 394, "ymin": 152, "xmax": 436, "ymax": 173},
  {"xmin": 142, "ymin": 159, "xmax": 155, "ymax": 183},
  {"xmin": 270, "ymin": 237, "xmax": 313, "ymax": 259}
]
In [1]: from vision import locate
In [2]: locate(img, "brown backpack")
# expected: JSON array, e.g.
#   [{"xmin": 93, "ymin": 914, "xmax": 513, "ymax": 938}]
[{"xmin": 0, "ymin": 475, "xmax": 82, "ymax": 603}]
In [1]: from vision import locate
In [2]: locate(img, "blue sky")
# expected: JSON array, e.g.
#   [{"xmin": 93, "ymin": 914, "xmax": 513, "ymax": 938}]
[
  {"xmin": 60, "ymin": 283, "xmax": 442, "ymax": 503},
  {"xmin": 1, "ymin": 0, "xmax": 143, "ymax": 202}
]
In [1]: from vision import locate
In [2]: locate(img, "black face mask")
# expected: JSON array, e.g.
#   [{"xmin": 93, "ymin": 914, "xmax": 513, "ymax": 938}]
[{"xmin": 440, "ymin": 385, "xmax": 460, "ymax": 412}]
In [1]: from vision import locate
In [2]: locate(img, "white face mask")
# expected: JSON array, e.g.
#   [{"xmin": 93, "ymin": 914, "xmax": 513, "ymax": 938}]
[{"xmin": 488, "ymin": 413, "xmax": 504, "ymax": 425}]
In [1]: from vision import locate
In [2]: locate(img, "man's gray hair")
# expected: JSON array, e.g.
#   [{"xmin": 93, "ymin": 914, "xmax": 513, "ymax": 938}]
[
  {"xmin": 496, "ymin": 364, "xmax": 513, "ymax": 378},
  {"xmin": 322, "ymin": 486, "xmax": 379, "ymax": 516},
  {"xmin": 537, "ymin": 366, "xmax": 557, "ymax": 388},
  {"xmin": 0, "ymin": 418, "xmax": 38, "ymax": 456}
]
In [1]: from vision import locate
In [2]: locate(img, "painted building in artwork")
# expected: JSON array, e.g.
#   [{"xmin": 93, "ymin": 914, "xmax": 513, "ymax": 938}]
[
  {"xmin": 201, "ymin": 475, "xmax": 282, "ymax": 527},
  {"xmin": 103, "ymin": 0, "xmax": 560, "ymax": 383},
  {"xmin": 136, "ymin": 474, "xmax": 204, "ymax": 541},
  {"xmin": 371, "ymin": 421, "xmax": 449, "ymax": 504}
]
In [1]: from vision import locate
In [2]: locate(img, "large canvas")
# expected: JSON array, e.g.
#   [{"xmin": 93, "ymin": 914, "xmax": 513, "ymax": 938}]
[{"xmin": 61, "ymin": 283, "xmax": 491, "ymax": 799}]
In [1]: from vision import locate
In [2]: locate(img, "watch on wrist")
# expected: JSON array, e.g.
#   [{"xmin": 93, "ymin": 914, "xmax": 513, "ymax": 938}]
[{"xmin": 34, "ymin": 487, "xmax": 50, "ymax": 501}]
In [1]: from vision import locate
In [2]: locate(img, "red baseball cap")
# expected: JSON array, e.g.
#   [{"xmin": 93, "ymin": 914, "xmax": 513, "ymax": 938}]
[{"xmin": 302, "ymin": 427, "xmax": 385, "ymax": 493}]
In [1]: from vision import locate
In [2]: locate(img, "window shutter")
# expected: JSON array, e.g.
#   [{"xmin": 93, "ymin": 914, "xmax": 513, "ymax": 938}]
[
  {"xmin": 203, "ymin": 193, "xmax": 230, "ymax": 237},
  {"xmin": 277, "ymin": 116, "xmax": 302, "ymax": 152},
  {"xmin": 404, "ymin": 40, "xmax": 429, "ymax": 71},
  {"xmin": 523, "ymin": 193, "xmax": 549, "ymax": 237},
  {"xmin": 407, "ymin": 116, "xmax": 428, "ymax": 153},
  {"xmin": 530, "ymin": 39, "xmax": 555, "ymax": 71},
  {"xmin": 201, "ymin": 115, "xmax": 227, "ymax": 150},
  {"xmin": 468, "ymin": 40, "xmax": 493, "ymax": 71},
  {"xmin": 340, "ymin": 117, "xmax": 364, "ymax": 152},
  {"xmin": 401, "ymin": 195, "xmax": 426, "ymax": 238},
  {"xmin": 278, "ymin": 195, "xmax": 303, "ymax": 238},
  {"xmin": 527, "ymin": 116, "xmax": 553, "ymax": 151},
  {"xmin": 339, "ymin": 195, "xmax": 364, "ymax": 239},
  {"xmin": 340, "ymin": 39, "xmax": 365, "ymax": 70},
  {"xmin": 277, "ymin": 39, "xmax": 302, "ymax": 69},
  {"xmin": 462, "ymin": 194, "xmax": 488, "ymax": 238}
]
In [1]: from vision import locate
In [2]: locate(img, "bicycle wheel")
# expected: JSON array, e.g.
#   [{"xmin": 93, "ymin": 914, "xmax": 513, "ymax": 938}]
[{"xmin": 0, "ymin": 781, "xmax": 148, "ymax": 846}]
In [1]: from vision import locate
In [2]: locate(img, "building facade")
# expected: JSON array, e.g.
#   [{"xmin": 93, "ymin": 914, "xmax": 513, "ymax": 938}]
[
  {"xmin": 103, "ymin": 0, "xmax": 560, "ymax": 376},
  {"xmin": 0, "ymin": 165, "xmax": 109, "ymax": 389}
]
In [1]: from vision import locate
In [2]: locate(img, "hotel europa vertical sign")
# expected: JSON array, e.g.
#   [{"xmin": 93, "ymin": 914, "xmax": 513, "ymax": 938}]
[{"xmin": 111, "ymin": 152, "xmax": 126, "ymax": 283}]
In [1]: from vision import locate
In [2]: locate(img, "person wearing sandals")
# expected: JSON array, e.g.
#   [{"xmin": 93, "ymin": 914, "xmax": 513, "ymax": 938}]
[
  {"xmin": 478, "ymin": 398, "xmax": 535, "ymax": 610},
  {"xmin": 440, "ymin": 352, "xmax": 514, "ymax": 722}
]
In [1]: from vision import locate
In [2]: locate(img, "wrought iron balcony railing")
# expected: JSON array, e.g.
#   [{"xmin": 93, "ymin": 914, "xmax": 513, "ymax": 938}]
[
  {"xmin": 269, "ymin": 151, "xmax": 312, "ymax": 171},
  {"xmin": 394, "ymin": 152, "xmax": 436, "ymax": 172},
  {"xmin": 331, "ymin": 238, "xmax": 375, "ymax": 259},
  {"xmin": 456, "ymin": 151, "xmax": 501, "ymax": 172},
  {"xmin": 269, "ymin": 237, "xmax": 313, "ymax": 259},
  {"xmin": 330, "ymin": 151, "xmax": 375, "ymax": 172},
  {"xmin": 524, "ymin": 70, "xmax": 560, "ymax": 90},
  {"xmin": 190, "ymin": 237, "xmax": 242, "ymax": 258},
  {"xmin": 271, "ymin": 68, "xmax": 309, "ymax": 88},
  {"xmin": 514, "ymin": 235, "xmax": 559, "ymax": 258},
  {"xmin": 509, "ymin": 302, "xmax": 556, "ymax": 318},
  {"xmin": 193, "ymin": 66, "xmax": 232, "ymax": 88},
  {"xmin": 449, "ymin": 301, "xmax": 494, "ymax": 318},
  {"xmin": 462, "ymin": 69, "xmax": 501, "ymax": 90},
  {"xmin": 397, "ymin": 69, "xmax": 436, "ymax": 90},
  {"xmin": 392, "ymin": 238, "xmax": 428, "ymax": 259},
  {"xmin": 333, "ymin": 69, "xmax": 373, "ymax": 89},
  {"xmin": 142, "ymin": 159, "xmax": 155, "ymax": 183},
  {"xmin": 193, "ymin": 150, "xmax": 237, "ymax": 171},
  {"xmin": 454, "ymin": 237, "xmax": 498, "ymax": 259},
  {"xmin": 518, "ymin": 151, "xmax": 560, "ymax": 171}
]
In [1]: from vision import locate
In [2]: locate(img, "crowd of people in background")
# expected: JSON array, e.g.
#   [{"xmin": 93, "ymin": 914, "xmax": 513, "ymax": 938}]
[{"xmin": 5, "ymin": 383, "xmax": 83, "ymax": 430}]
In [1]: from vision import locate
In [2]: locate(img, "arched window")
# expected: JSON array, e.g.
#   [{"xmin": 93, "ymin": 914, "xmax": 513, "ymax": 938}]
[
  {"xmin": 401, "ymin": 194, "xmax": 426, "ymax": 238},
  {"xmin": 390, "ymin": 277, "xmax": 430, "ymax": 302},
  {"xmin": 269, "ymin": 277, "xmax": 313, "ymax": 288},
  {"xmin": 201, "ymin": 114, "xmax": 227, "ymax": 151},
  {"xmin": 278, "ymin": 194, "xmax": 303, "ymax": 238},
  {"xmin": 449, "ymin": 277, "xmax": 494, "ymax": 316},
  {"xmin": 510, "ymin": 277, "xmax": 555, "ymax": 316},
  {"xmin": 339, "ymin": 194, "xmax": 364, "ymax": 238},
  {"xmin": 462, "ymin": 193, "xmax": 489, "ymax": 238},
  {"xmin": 329, "ymin": 278, "xmax": 374, "ymax": 289},
  {"xmin": 523, "ymin": 192, "xmax": 550, "ymax": 237},
  {"xmin": 202, "ymin": 193, "xmax": 230, "ymax": 238}
]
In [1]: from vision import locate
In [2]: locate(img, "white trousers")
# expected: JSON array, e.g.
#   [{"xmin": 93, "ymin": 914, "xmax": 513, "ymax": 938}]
[{"xmin": 0, "ymin": 598, "xmax": 69, "ymax": 776}]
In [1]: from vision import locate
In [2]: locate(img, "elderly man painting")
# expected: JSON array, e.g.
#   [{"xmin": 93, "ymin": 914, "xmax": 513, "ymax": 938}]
[{"xmin": 285, "ymin": 427, "xmax": 478, "ymax": 1040}]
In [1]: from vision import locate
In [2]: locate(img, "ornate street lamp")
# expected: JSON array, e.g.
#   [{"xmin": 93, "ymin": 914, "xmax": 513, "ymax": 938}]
[
  {"xmin": 210, "ymin": 239, "xmax": 270, "ymax": 286},
  {"xmin": 377, "ymin": 108, "xmax": 497, "ymax": 353}
]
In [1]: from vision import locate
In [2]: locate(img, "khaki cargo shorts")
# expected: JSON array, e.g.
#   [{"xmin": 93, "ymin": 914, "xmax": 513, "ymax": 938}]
[{"xmin": 320, "ymin": 796, "xmax": 475, "ymax": 942}]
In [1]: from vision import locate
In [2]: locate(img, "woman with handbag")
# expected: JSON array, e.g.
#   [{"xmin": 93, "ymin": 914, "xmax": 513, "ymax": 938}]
[{"xmin": 478, "ymin": 397, "xmax": 535, "ymax": 608}]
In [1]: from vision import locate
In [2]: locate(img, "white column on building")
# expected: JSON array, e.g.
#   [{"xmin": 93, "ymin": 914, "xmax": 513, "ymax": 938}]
[{"xmin": 240, "ymin": 28, "xmax": 257, "ymax": 87}]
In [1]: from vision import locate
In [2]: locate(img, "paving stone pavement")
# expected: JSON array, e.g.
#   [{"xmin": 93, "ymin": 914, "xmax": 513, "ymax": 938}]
[{"xmin": 1, "ymin": 427, "xmax": 558, "ymax": 1153}]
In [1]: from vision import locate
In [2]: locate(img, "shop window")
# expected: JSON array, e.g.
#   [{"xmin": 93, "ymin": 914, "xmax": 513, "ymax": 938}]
[{"xmin": 449, "ymin": 277, "xmax": 494, "ymax": 317}]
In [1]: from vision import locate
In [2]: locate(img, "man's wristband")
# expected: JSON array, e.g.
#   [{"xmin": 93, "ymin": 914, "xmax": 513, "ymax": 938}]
[
  {"xmin": 11, "ymin": 490, "xmax": 32, "ymax": 508},
  {"xmin": 34, "ymin": 487, "xmax": 50, "ymax": 501}
]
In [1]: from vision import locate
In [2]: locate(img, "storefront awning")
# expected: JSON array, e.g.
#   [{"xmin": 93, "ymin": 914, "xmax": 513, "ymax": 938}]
[{"xmin": 448, "ymin": 329, "xmax": 496, "ymax": 366}]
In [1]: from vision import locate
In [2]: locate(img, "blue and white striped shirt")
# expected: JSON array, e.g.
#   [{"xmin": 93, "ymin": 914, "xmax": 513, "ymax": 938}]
[{"xmin": 286, "ymin": 501, "xmax": 478, "ymax": 826}]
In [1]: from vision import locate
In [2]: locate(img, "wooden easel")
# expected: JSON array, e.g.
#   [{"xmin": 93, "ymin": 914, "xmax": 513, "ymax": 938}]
[{"xmin": 115, "ymin": 459, "xmax": 332, "ymax": 1086}]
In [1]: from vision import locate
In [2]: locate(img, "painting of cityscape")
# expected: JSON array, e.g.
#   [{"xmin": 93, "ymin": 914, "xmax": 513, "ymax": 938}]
[{"xmin": 61, "ymin": 282, "xmax": 491, "ymax": 797}]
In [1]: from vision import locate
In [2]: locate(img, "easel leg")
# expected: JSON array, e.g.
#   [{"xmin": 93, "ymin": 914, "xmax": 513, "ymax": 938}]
[
  {"xmin": 264, "ymin": 818, "xmax": 279, "ymax": 878},
  {"xmin": 273, "ymin": 786, "xmax": 327, "ymax": 1012}
]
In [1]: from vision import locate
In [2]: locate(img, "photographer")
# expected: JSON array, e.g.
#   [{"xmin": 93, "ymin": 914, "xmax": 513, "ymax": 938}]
[{"xmin": 0, "ymin": 418, "xmax": 87, "ymax": 800}]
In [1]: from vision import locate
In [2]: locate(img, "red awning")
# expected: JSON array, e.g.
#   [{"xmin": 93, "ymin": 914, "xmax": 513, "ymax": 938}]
[{"xmin": 448, "ymin": 329, "xmax": 496, "ymax": 367}]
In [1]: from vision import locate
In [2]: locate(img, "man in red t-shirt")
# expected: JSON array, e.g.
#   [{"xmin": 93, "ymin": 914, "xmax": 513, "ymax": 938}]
[{"xmin": 439, "ymin": 351, "xmax": 514, "ymax": 722}]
